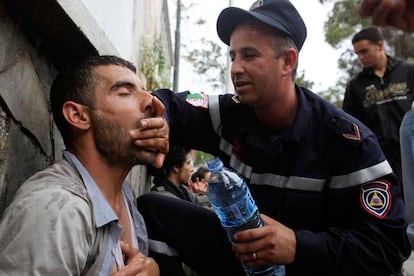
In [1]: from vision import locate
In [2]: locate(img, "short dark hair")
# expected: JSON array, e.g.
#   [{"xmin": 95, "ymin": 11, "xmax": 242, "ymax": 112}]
[
  {"xmin": 50, "ymin": 55, "xmax": 136, "ymax": 146},
  {"xmin": 147, "ymin": 145, "xmax": 191, "ymax": 178},
  {"xmin": 191, "ymin": 166, "xmax": 209, "ymax": 182},
  {"xmin": 162, "ymin": 146, "xmax": 192, "ymax": 175},
  {"xmin": 352, "ymin": 27, "xmax": 384, "ymax": 44},
  {"xmin": 148, "ymin": 145, "xmax": 191, "ymax": 178}
]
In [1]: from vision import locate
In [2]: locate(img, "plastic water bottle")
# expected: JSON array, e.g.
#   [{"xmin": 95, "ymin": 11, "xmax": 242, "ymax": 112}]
[{"xmin": 206, "ymin": 157, "xmax": 285, "ymax": 276}]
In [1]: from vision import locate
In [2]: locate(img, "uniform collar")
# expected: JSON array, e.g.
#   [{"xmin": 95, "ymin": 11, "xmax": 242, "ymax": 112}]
[
  {"xmin": 236, "ymin": 85, "xmax": 311, "ymax": 153},
  {"xmin": 284, "ymin": 85, "xmax": 311, "ymax": 143},
  {"xmin": 264, "ymin": 85, "xmax": 311, "ymax": 145}
]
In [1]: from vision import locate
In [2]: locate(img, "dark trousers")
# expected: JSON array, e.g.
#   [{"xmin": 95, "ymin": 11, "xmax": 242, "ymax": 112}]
[{"xmin": 137, "ymin": 193, "xmax": 245, "ymax": 276}]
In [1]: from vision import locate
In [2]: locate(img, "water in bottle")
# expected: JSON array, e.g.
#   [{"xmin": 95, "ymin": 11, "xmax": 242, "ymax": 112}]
[{"xmin": 206, "ymin": 157, "xmax": 285, "ymax": 276}]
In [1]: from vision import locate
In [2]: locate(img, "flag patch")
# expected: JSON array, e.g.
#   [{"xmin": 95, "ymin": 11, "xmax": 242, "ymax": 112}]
[{"xmin": 186, "ymin": 92, "xmax": 208, "ymax": 109}]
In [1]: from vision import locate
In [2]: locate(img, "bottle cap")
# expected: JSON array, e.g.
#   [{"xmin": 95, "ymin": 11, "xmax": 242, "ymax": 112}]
[{"xmin": 207, "ymin": 157, "xmax": 223, "ymax": 173}]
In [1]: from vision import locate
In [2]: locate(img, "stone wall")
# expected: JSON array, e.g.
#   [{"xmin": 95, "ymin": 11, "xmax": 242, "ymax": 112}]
[
  {"xmin": 0, "ymin": 1, "xmax": 56, "ymax": 216},
  {"xmin": 0, "ymin": 0, "xmax": 154, "ymax": 217}
]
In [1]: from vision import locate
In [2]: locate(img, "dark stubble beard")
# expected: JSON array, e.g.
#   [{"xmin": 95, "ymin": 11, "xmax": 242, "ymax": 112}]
[{"xmin": 91, "ymin": 112, "xmax": 155, "ymax": 167}]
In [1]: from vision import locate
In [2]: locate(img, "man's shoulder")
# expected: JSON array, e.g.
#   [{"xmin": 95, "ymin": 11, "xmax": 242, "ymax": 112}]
[
  {"xmin": 0, "ymin": 162, "xmax": 93, "ymax": 241},
  {"xmin": 150, "ymin": 185, "xmax": 177, "ymax": 197},
  {"xmin": 348, "ymin": 70, "xmax": 367, "ymax": 85},
  {"xmin": 9, "ymin": 160, "xmax": 90, "ymax": 212},
  {"xmin": 301, "ymin": 88, "xmax": 374, "ymax": 142},
  {"xmin": 387, "ymin": 55, "xmax": 414, "ymax": 71},
  {"xmin": 0, "ymin": 163, "xmax": 93, "ymax": 275},
  {"xmin": 151, "ymin": 179, "xmax": 175, "ymax": 195},
  {"xmin": 33, "ymin": 160, "xmax": 85, "ymax": 187}
]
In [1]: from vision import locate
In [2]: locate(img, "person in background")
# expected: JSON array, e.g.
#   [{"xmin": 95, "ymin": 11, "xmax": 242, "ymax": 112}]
[
  {"xmin": 359, "ymin": 0, "xmax": 414, "ymax": 255},
  {"xmin": 135, "ymin": 0, "xmax": 411, "ymax": 275},
  {"xmin": 0, "ymin": 55, "xmax": 168, "ymax": 275},
  {"xmin": 400, "ymin": 104, "xmax": 414, "ymax": 251},
  {"xmin": 342, "ymin": 26, "xmax": 414, "ymax": 189},
  {"xmin": 359, "ymin": 0, "xmax": 414, "ymax": 32},
  {"xmin": 149, "ymin": 145, "xmax": 195, "ymax": 202},
  {"xmin": 149, "ymin": 146, "xmax": 211, "ymax": 209},
  {"xmin": 147, "ymin": 146, "xmax": 211, "ymax": 276},
  {"xmin": 188, "ymin": 166, "xmax": 210, "ymax": 194},
  {"xmin": 187, "ymin": 166, "xmax": 211, "ymax": 208}
]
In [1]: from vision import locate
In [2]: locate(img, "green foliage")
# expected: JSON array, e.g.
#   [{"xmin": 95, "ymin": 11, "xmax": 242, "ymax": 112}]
[
  {"xmin": 195, "ymin": 18, "xmax": 206, "ymax": 25},
  {"xmin": 295, "ymin": 70, "xmax": 314, "ymax": 89},
  {"xmin": 324, "ymin": 0, "xmax": 414, "ymax": 58},
  {"xmin": 324, "ymin": 0, "xmax": 371, "ymax": 46},
  {"xmin": 139, "ymin": 36, "xmax": 171, "ymax": 91},
  {"xmin": 179, "ymin": 6, "xmax": 228, "ymax": 92},
  {"xmin": 185, "ymin": 37, "xmax": 227, "ymax": 91},
  {"xmin": 193, "ymin": 150, "xmax": 213, "ymax": 167},
  {"xmin": 321, "ymin": 0, "xmax": 414, "ymax": 104},
  {"xmin": 318, "ymin": 86, "xmax": 345, "ymax": 107},
  {"xmin": 181, "ymin": 0, "xmax": 414, "ymax": 106},
  {"xmin": 296, "ymin": 70, "xmax": 344, "ymax": 107}
]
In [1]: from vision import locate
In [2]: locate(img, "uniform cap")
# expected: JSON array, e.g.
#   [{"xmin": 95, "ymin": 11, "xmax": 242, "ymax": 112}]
[{"xmin": 217, "ymin": 0, "xmax": 307, "ymax": 51}]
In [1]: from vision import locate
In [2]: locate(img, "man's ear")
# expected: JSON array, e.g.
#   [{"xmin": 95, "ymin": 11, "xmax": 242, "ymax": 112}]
[
  {"xmin": 283, "ymin": 48, "xmax": 298, "ymax": 70},
  {"xmin": 62, "ymin": 101, "xmax": 91, "ymax": 130},
  {"xmin": 172, "ymin": 165, "xmax": 180, "ymax": 174},
  {"xmin": 378, "ymin": 40, "xmax": 384, "ymax": 51}
]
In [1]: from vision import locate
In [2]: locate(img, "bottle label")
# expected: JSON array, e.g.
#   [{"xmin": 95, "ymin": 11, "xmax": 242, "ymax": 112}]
[{"xmin": 218, "ymin": 192, "xmax": 258, "ymax": 227}]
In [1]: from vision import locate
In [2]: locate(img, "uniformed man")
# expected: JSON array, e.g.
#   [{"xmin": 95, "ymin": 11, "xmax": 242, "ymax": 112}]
[{"xmin": 135, "ymin": 0, "xmax": 411, "ymax": 275}]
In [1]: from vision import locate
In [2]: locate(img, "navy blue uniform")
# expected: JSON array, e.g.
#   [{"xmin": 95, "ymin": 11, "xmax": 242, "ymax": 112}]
[{"xmin": 138, "ymin": 86, "xmax": 411, "ymax": 275}]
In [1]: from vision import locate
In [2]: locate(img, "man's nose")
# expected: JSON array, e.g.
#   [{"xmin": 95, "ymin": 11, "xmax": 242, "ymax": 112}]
[
  {"xmin": 138, "ymin": 91, "xmax": 154, "ymax": 115},
  {"xmin": 231, "ymin": 58, "xmax": 244, "ymax": 75}
]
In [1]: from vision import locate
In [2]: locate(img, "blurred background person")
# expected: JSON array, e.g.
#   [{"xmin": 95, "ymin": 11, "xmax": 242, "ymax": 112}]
[
  {"xmin": 343, "ymin": 26, "xmax": 414, "ymax": 192},
  {"xmin": 187, "ymin": 166, "xmax": 211, "ymax": 208},
  {"xmin": 358, "ymin": 0, "xmax": 414, "ymax": 254}
]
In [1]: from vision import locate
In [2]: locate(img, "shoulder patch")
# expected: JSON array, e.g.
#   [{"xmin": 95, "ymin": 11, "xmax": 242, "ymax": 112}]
[
  {"xmin": 360, "ymin": 180, "xmax": 392, "ymax": 219},
  {"xmin": 186, "ymin": 92, "xmax": 208, "ymax": 109}
]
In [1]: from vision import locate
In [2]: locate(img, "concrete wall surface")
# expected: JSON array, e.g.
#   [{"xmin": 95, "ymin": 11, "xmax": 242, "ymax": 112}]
[{"xmin": 0, "ymin": 0, "xmax": 172, "ymax": 217}]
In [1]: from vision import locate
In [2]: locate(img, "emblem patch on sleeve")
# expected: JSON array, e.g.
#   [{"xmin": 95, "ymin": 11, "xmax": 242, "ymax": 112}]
[
  {"xmin": 185, "ymin": 92, "xmax": 208, "ymax": 109},
  {"xmin": 360, "ymin": 180, "xmax": 392, "ymax": 218}
]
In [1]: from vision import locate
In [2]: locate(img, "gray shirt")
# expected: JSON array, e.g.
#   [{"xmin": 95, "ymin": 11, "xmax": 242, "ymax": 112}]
[{"xmin": 0, "ymin": 150, "xmax": 148, "ymax": 275}]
